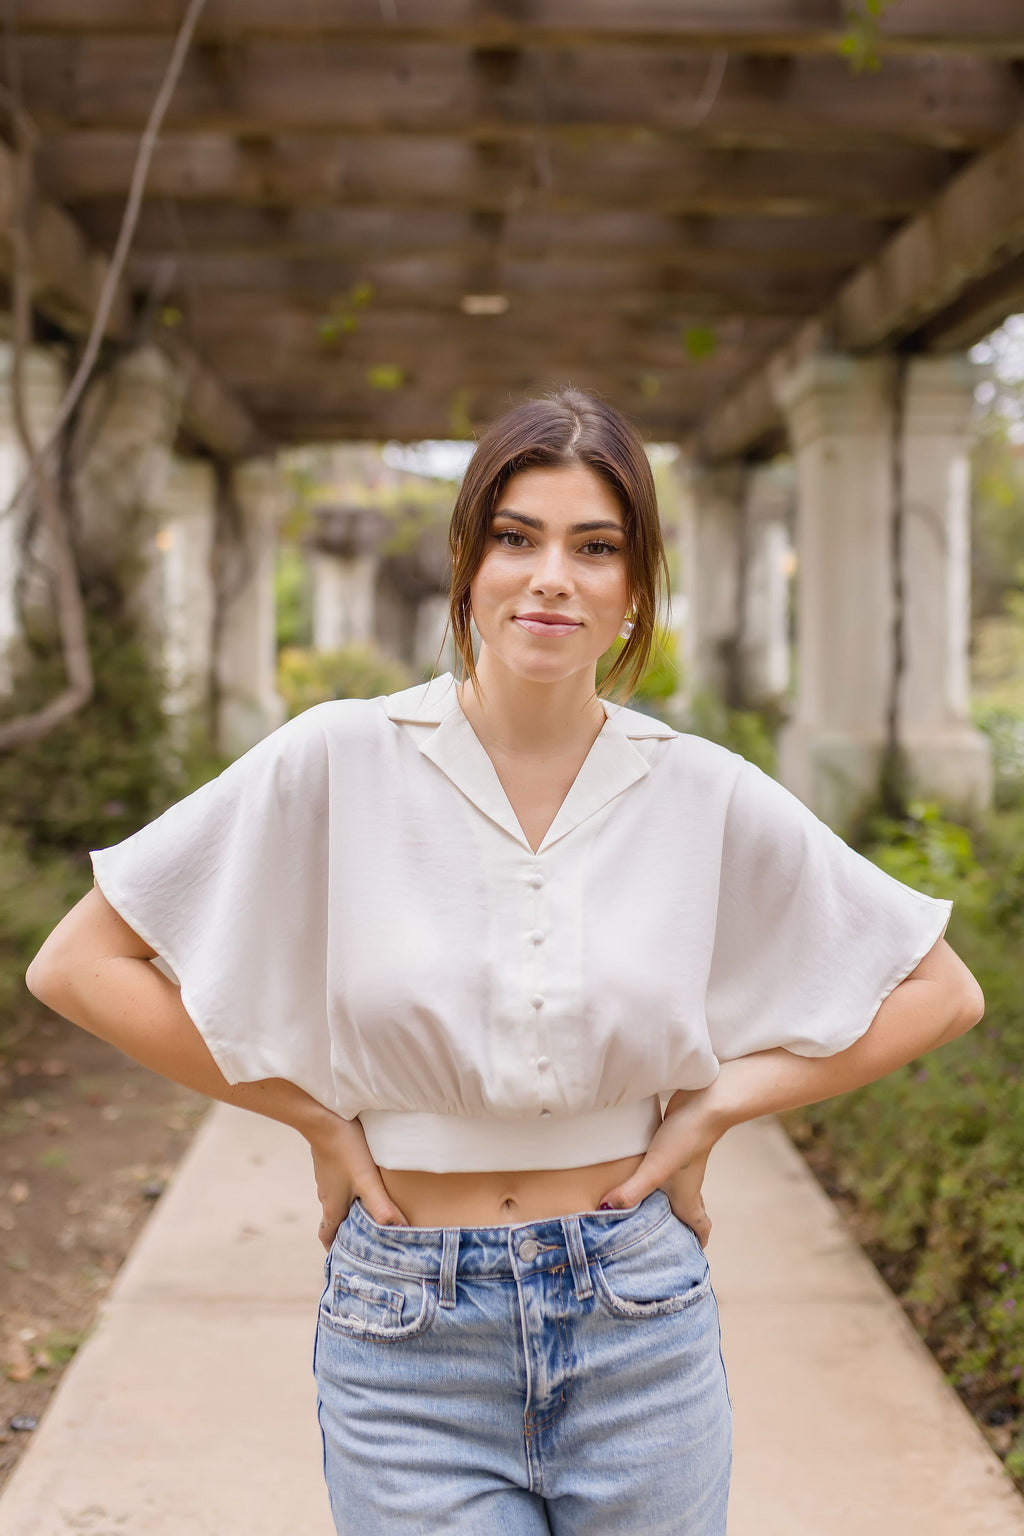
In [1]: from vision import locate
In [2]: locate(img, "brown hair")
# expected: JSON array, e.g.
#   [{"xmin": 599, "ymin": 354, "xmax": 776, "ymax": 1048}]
[{"xmin": 448, "ymin": 387, "xmax": 670, "ymax": 699}]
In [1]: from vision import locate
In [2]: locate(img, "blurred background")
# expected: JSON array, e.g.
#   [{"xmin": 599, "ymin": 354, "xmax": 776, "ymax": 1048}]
[{"xmin": 2, "ymin": 0, "xmax": 1024, "ymax": 1497}]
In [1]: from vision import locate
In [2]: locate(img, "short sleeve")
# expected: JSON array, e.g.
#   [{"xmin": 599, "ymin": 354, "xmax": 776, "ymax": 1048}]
[
  {"xmin": 90, "ymin": 706, "xmax": 337, "ymax": 1107},
  {"xmin": 705, "ymin": 759, "xmax": 952, "ymax": 1062}
]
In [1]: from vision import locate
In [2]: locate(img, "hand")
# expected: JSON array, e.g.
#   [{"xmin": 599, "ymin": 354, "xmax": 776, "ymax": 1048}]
[
  {"xmin": 307, "ymin": 1112, "xmax": 409, "ymax": 1249},
  {"xmin": 597, "ymin": 1088, "xmax": 723, "ymax": 1248}
]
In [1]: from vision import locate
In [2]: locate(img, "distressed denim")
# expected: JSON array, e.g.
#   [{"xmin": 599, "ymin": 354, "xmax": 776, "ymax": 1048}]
[{"xmin": 312, "ymin": 1190, "xmax": 732, "ymax": 1534}]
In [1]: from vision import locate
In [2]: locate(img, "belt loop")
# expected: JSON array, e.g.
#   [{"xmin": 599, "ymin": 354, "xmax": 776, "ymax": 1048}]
[
  {"xmin": 561, "ymin": 1215, "xmax": 593, "ymax": 1302},
  {"xmin": 439, "ymin": 1227, "xmax": 459, "ymax": 1309}
]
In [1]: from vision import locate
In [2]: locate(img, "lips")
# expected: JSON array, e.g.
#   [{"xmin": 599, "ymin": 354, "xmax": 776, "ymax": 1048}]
[{"xmin": 514, "ymin": 612, "xmax": 583, "ymax": 638}]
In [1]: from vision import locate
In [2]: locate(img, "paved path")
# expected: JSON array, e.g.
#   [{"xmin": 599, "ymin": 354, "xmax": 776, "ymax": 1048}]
[{"xmin": 0, "ymin": 1104, "xmax": 1022, "ymax": 1535}]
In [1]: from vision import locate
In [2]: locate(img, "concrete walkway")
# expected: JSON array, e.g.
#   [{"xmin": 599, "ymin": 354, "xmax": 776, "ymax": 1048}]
[{"xmin": 0, "ymin": 1105, "xmax": 1022, "ymax": 1536}]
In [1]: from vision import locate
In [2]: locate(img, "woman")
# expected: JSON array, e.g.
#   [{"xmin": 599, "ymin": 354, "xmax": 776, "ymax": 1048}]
[{"xmin": 27, "ymin": 388, "xmax": 983, "ymax": 1535}]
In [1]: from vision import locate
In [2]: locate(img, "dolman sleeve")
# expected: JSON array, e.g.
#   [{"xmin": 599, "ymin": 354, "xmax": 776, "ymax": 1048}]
[
  {"xmin": 705, "ymin": 759, "xmax": 953, "ymax": 1062},
  {"xmin": 90, "ymin": 706, "xmax": 336, "ymax": 1106}
]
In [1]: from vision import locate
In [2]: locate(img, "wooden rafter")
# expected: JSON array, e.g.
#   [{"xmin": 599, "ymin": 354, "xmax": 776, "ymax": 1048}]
[
  {"xmin": 17, "ymin": 0, "xmax": 1024, "ymax": 57},
  {"xmin": 696, "ymin": 119, "xmax": 1024, "ymax": 460},
  {"xmin": 4, "ymin": 1, "xmax": 1024, "ymax": 445}
]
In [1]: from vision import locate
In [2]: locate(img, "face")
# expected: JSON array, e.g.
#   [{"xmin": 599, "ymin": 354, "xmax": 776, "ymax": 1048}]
[{"xmin": 468, "ymin": 463, "xmax": 631, "ymax": 685}]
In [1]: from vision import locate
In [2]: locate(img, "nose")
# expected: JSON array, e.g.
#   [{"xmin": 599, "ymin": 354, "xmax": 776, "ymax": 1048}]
[{"xmin": 528, "ymin": 540, "xmax": 574, "ymax": 597}]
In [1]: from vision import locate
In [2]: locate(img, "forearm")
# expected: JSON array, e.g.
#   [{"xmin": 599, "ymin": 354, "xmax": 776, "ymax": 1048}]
[
  {"xmin": 696, "ymin": 941, "xmax": 984, "ymax": 1137},
  {"xmin": 29, "ymin": 952, "xmax": 339, "ymax": 1144}
]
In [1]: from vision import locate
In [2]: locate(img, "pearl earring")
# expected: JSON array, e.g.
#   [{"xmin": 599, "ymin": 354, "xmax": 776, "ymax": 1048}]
[{"xmin": 618, "ymin": 615, "xmax": 635, "ymax": 640}]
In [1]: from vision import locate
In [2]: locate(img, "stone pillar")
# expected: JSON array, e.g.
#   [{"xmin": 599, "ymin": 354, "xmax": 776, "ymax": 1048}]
[
  {"xmin": 737, "ymin": 461, "xmax": 794, "ymax": 706},
  {"xmin": 149, "ymin": 457, "xmax": 217, "ymax": 732},
  {"xmin": 414, "ymin": 593, "xmax": 454, "ymax": 674},
  {"xmin": 71, "ymin": 346, "xmax": 185, "ymax": 599},
  {"xmin": 0, "ymin": 341, "xmax": 66, "ymax": 694},
  {"xmin": 311, "ymin": 549, "xmax": 378, "ymax": 651},
  {"xmin": 216, "ymin": 458, "xmax": 287, "ymax": 756},
  {"xmin": 680, "ymin": 462, "xmax": 744, "ymax": 702},
  {"xmin": 776, "ymin": 352, "xmax": 990, "ymax": 827}
]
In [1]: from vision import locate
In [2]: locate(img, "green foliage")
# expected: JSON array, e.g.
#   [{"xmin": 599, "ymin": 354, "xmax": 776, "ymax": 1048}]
[
  {"xmin": 0, "ymin": 826, "xmax": 90, "ymax": 1031},
  {"xmin": 277, "ymin": 643, "xmax": 413, "ymax": 718},
  {"xmin": 681, "ymin": 325, "xmax": 717, "ymax": 361},
  {"xmin": 317, "ymin": 282, "xmax": 374, "ymax": 345},
  {"xmin": 786, "ymin": 802, "xmax": 1024, "ymax": 1468},
  {"xmin": 0, "ymin": 609, "xmax": 221, "ymax": 857},
  {"xmin": 839, "ymin": 0, "xmax": 901, "ymax": 73},
  {"xmin": 674, "ymin": 689, "xmax": 778, "ymax": 775},
  {"xmin": 367, "ymin": 364, "xmax": 405, "ymax": 392},
  {"xmin": 275, "ymin": 544, "xmax": 313, "ymax": 650},
  {"xmin": 971, "ymin": 427, "xmax": 1024, "ymax": 624}
]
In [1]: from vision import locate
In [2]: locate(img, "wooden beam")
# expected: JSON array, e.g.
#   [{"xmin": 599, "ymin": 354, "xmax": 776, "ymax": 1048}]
[
  {"xmin": 17, "ymin": 0, "xmax": 1024, "ymax": 57},
  {"xmin": 38, "ymin": 133, "xmax": 963, "ymax": 217},
  {"xmin": 127, "ymin": 251, "xmax": 841, "ymax": 316},
  {"xmin": 12, "ymin": 41, "xmax": 1021, "ymax": 150},
  {"xmin": 695, "ymin": 119, "xmax": 1024, "ymax": 459},
  {"xmin": 0, "ymin": 139, "xmax": 131, "ymax": 339},
  {"xmin": 0, "ymin": 141, "xmax": 258, "ymax": 457},
  {"xmin": 78, "ymin": 202, "xmax": 900, "ymax": 271}
]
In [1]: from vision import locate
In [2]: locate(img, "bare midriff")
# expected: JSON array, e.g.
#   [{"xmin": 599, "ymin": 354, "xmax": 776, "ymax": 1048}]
[{"xmin": 379, "ymin": 1153, "xmax": 647, "ymax": 1228}]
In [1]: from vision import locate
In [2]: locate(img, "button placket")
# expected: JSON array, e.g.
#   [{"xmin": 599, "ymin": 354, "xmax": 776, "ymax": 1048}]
[{"xmin": 525, "ymin": 862, "xmax": 548, "ymax": 1114}]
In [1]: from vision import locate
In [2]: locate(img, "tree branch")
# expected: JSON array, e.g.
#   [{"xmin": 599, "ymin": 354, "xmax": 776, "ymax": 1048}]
[{"xmin": 0, "ymin": 0, "xmax": 210, "ymax": 750}]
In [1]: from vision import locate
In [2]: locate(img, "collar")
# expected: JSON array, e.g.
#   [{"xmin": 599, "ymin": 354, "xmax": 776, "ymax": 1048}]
[{"xmin": 385, "ymin": 674, "xmax": 675, "ymax": 853}]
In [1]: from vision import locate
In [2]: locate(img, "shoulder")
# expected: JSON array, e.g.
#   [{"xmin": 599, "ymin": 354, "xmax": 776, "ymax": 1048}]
[{"xmin": 605, "ymin": 698, "xmax": 746, "ymax": 785}]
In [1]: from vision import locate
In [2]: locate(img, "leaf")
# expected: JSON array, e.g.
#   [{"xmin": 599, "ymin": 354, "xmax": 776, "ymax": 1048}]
[
  {"xmin": 367, "ymin": 364, "xmax": 405, "ymax": 392},
  {"xmin": 682, "ymin": 325, "xmax": 717, "ymax": 361}
]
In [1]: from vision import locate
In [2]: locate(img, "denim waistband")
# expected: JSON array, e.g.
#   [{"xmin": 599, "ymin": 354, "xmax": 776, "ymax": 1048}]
[{"xmin": 335, "ymin": 1189, "xmax": 680, "ymax": 1302}]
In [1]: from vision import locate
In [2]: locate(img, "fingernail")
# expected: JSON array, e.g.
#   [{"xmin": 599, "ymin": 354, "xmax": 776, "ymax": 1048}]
[{"xmin": 598, "ymin": 1202, "xmax": 615, "ymax": 1212}]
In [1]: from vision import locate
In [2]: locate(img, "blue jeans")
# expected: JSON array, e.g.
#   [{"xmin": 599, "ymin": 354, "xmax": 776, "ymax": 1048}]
[{"xmin": 312, "ymin": 1190, "xmax": 732, "ymax": 1534}]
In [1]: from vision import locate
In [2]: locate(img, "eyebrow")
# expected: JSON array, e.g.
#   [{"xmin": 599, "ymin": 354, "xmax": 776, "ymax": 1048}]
[{"xmin": 492, "ymin": 510, "xmax": 624, "ymax": 535}]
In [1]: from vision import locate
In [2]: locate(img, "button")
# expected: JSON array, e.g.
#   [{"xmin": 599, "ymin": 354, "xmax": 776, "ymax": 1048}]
[
  {"xmin": 527, "ymin": 872, "xmax": 544, "ymax": 889},
  {"xmin": 539, "ymin": 1109, "xmax": 552, "ymax": 1118},
  {"xmin": 536, "ymin": 1056, "xmax": 550, "ymax": 1070},
  {"xmin": 518, "ymin": 1239, "xmax": 540, "ymax": 1261},
  {"xmin": 530, "ymin": 994, "xmax": 544, "ymax": 1010},
  {"xmin": 527, "ymin": 929, "xmax": 544, "ymax": 945}
]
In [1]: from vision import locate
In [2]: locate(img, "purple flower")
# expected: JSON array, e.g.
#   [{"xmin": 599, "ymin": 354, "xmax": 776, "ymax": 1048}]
[
  {"xmin": 997, "ymin": 1263, "xmax": 1010, "ymax": 1274},
  {"xmin": 1003, "ymin": 1298, "xmax": 1017, "ymax": 1313},
  {"xmin": 1012, "ymin": 1366, "xmax": 1022, "ymax": 1381}
]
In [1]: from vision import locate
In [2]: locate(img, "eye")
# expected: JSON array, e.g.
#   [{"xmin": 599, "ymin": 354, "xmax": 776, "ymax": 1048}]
[
  {"xmin": 581, "ymin": 539, "xmax": 621, "ymax": 557},
  {"xmin": 493, "ymin": 528, "xmax": 529, "ymax": 548}
]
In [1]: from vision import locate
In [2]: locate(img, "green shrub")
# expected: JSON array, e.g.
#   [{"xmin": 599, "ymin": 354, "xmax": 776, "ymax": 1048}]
[
  {"xmin": 785, "ymin": 801, "xmax": 1024, "ymax": 1473},
  {"xmin": 0, "ymin": 609, "xmax": 224, "ymax": 857},
  {"xmin": 277, "ymin": 643, "xmax": 413, "ymax": 718},
  {"xmin": 0, "ymin": 827, "xmax": 90, "ymax": 1034}
]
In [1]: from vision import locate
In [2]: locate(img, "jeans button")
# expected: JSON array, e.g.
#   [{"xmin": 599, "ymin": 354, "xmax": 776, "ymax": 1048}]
[{"xmin": 518, "ymin": 1238, "xmax": 540, "ymax": 1262}]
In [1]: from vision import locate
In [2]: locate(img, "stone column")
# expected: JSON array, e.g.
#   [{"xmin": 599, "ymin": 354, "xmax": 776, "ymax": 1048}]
[
  {"xmin": 149, "ymin": 457, "xmax": 218, "ymax": 733},
  {"xmin": 71, "ymin": 346, "xmax": 185, "ymax": 599},
  {"xmin": 737, "ymin": 461, "xmax": 794, "ymax": 707},
  {"xmin": 216, "ymin": 458, "xmax": 287, "ymax": 757},
  {"xmin": 679, "ymin": 462, "xmax": 745, "ymax": 702},
  {"xmin": 776, "ymin": 352, "xmax": 990, "ymax": 827},
  {"xmin": 311, "ymin": 549, "xmax": 378, "ymax": 651},
  {"xmin": 0, "ymin": 341, "xmax": 66, "ymax": 694},
  {"xmin": 309, "ymin": 505, "xmax": 388, "ymax": 654},
  {"xmin": 413, "ymin": 593, "xmax": 454, "ymax": 674}
]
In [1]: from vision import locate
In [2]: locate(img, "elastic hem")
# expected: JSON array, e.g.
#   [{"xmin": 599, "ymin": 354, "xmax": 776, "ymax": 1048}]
[{"xmin": 358, "ymin": 1096, "xmax": 663, "ymax": 1173}]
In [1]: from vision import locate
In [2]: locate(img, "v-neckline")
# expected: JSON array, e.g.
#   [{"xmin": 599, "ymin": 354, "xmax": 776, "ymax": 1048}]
[{"xmin": 415, "ymin": 690, "xmax": 653, "ymax": 854}]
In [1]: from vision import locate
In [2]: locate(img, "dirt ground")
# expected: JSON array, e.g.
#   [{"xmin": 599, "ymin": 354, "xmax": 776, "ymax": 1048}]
[{"xmin": 0, "ymin": 1005, "xmax": 206, "ymax": 1495}]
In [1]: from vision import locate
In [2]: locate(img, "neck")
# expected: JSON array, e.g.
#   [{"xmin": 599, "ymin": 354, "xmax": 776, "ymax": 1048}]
[{"xmin": 456, "ymin": 648, "xmax": 606, "ymax": 756}]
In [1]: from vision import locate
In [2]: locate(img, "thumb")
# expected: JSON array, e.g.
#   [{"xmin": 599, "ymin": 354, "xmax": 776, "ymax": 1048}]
[
  {"xmin": 355, "ymin": 1164, "xmax": 410, "ymax": 1228},
  {"xmin": 598, "ymin": 1149, "xmax": 667, "ymax": 1213}
]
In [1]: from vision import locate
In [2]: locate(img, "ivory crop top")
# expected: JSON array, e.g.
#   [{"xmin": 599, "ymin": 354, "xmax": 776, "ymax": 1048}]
[{"xmin": 90, "ymin": 673, "xmax": 952, "ymax": 1173}]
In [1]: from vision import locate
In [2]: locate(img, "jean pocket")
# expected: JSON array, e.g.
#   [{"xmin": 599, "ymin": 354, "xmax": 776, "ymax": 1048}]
[
  {"xmin": 594, "ymin": 1216, "xmax": 711, "ymax": 1320},
  {"xmin": 320, "ymin": 1255, "xmax": 437, "ymax": 1342}
]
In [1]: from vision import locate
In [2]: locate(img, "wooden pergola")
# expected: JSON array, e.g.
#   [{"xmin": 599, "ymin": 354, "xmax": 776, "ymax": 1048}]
[{"xmin": 6, "ymin": 1, "xmax": 1024, "ymax": 454}]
